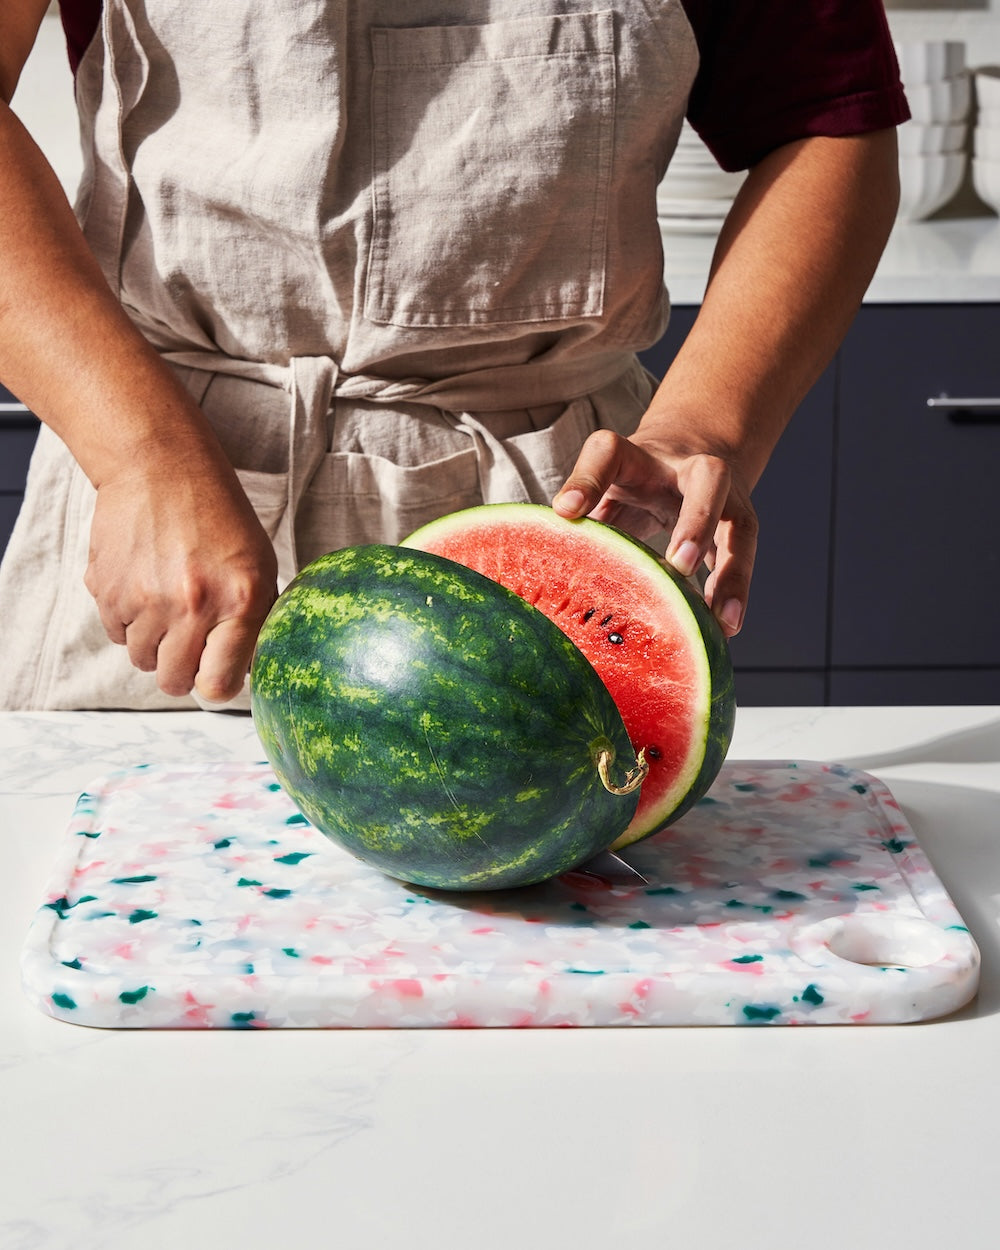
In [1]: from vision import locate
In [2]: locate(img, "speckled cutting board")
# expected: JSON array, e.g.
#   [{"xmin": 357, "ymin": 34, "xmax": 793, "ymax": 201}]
[{"xmin": 21, "ymin": 759, "xmax": 979, "ymax": 1028}]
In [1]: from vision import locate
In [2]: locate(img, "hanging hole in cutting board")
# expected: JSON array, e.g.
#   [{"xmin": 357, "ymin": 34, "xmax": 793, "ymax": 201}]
[{"xmin": 824, "ymin": 914, "xmax": 952, "ymax": 970}]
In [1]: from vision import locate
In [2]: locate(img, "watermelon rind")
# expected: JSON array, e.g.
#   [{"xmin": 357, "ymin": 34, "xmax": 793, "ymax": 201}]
[
  {"xmin": 250, "ymin": 544, "xmax": 641, "ymax": 890},
  {"xmin": 401, "ymin": 504, "xmax": 736, "ymax": 849}
]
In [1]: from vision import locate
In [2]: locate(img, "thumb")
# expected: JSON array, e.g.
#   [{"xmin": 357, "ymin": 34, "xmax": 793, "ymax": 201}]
[{"xmin": 552, "ymin": 429, "xmax": 630, "ymax": 518}]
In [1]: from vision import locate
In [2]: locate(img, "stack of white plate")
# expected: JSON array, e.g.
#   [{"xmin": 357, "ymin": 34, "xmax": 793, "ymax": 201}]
[
  {"xmin": 894, "ymin": 41, "xmax": 969, "ymax": 221},
  {"xmin": 656, "ymin": 122, "xmax": 746, "ymax": 234},
  {"xmin": 972, "ymin": 69, "xmax": 1000, "ymax": 215}
]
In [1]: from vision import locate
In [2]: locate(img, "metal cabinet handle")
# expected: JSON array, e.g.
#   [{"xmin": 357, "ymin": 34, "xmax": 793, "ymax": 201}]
[
  {"xmin": 0, "ymin": 402, "xmax": 29, "ymax": 413},
  {"xmin": 926, "ymin": 395, "xmax": 1000, "ymax": 424},
  {"xmin": 927, "ymin": 396, "xmax": 1000, "ymax": 407}
]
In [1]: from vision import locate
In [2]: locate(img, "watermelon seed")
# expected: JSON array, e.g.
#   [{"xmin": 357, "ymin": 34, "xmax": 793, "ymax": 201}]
[
  {"xmin": 608, "ymin": 632, "xmax": 624, "ymax": 645},
  {"xmin": 600, "ymin": 614, "xmax": 613, "ymax": 626},
  {"xmin": 647, "ymin": 746, "xmax": 662, "ymax": 760},
  {"xmin": 582, "ymin": 608, "xmax": 596, "ymax": 622}
]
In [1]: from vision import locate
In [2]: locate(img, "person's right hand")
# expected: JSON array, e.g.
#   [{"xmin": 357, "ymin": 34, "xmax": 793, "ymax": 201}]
[{"xmin": 84, "ymin": 459, "xmax": 278, "ymax": 702}]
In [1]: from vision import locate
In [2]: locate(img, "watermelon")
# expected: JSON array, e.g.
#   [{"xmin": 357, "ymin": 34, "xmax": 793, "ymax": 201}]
[
  {"xmin": 402, "ymin": 504, "xmax": 735, "ymax": 849},
  {"xmin": 249, "ymin": 544, "xmax": 644, "ymax": 891}
]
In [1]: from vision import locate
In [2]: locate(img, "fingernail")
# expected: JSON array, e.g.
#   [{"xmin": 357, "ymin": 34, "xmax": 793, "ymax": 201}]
[
  {"xmin": 719, "ymin": 598, "xmax": 743, "ymax": 633},
  {"xmin": 554, "ymin": 488, "xmax": 586, "ymax": 515},
  {"xmin": 668, "ymin": 540, "xmax": 700, "ymax": 577}
]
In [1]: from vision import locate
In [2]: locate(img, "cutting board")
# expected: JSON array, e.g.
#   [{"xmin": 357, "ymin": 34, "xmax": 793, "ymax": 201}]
[{"xmin": 21, "ymin": 759, "xmax": 979, "ymax": 1028}]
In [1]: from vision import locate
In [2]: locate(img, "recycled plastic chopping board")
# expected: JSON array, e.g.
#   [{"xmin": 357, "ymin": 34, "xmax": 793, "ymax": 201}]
[{"xmin": 21, "ymin": 759, "xmax": 979, "ymax": 1028}]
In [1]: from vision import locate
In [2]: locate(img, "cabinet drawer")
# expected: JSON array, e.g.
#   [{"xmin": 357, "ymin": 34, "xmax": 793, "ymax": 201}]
[
  {"xmin": 0, "ymin": 494, "xmax": 23, "ymax": 559},
  {"xmin": 832, "ymin": 305, "xmax": 1000, "ymax": 669},
  {"xmin": 829, "ymin": 667, "xmax": 1000, "ymax": 706},
  {"xmin": 733, "ymin": 670, "xmax": 827, "ymax": 707},
  {"xmin": 0, "ymin": 384, "xmax": 38, "ymax": 496},
  {"xmin": 0, "ymin": 421, "xmax": 39, "ymax": 492},
  {"xmin": 730, "ymin": 376, "xmax": 833, "ymax": 669}
]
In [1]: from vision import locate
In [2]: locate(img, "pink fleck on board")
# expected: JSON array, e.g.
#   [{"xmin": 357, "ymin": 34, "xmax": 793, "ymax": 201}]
[{"xmin": 20, "ymin": 760, "xmax": 979, "ymax": 1028}]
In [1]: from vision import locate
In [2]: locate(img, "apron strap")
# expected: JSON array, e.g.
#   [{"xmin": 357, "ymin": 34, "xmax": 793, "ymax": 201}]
[
  {"xmin": 162, "ymin": 349, "xmax": 336, "ymax": 576},
  {"xmin": 444, "ymin": 411, "xmax": 534, "ymax": 505},
  {"xmin": 281, "ymin": 357, "xmax": 338, "ymax": 572}
]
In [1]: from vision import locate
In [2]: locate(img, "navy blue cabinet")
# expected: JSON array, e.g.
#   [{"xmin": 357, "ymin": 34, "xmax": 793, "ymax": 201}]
[
  {"xmin": 830, "ymin": 304, "xmax": 1000, "ymax": 703},
  {"xmin": 0, "ymin": 385, "xmax": 37, "ymax": 557}
]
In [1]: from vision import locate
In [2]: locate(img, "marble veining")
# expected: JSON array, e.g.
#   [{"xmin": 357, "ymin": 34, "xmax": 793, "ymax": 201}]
[{"xmin": 2, "ymin": 707, "xmax": 998, "ymax": 1249}]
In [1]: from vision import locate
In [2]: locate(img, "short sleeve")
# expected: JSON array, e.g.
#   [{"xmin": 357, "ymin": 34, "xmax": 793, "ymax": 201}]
[
  {"xmin": 58, "ymin": 0, "xmax": 103, "ymax": 74},
  {"xmin": 681, "ymin": 0, "xmax": 910, "ymax": 171}
]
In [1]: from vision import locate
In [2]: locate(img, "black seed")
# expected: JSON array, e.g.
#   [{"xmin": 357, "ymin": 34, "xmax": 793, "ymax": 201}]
[
  {"xmin": 647, "ymin": 746, "xmax": 663, "ymax": 759},
  {"xmin": 582, "ymin": 608, "xmax": 596, "ymax": 622},
  {"xmin": 607, "ymin": 632, "xmax": 624, "ymax": 645},
  {"xmin": 599, "ymin": 614, "xmax": 613, "ymax": 626}
]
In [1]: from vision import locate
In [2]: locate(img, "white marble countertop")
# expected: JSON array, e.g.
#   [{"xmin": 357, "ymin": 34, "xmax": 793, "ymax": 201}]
[
  {"xmin": 662, "ymin": 215, "xmax": 1000, "ymax": 306},
  {"xmin": 1, "ymin": 704, "xmax": 998, "ymax": 1249}
]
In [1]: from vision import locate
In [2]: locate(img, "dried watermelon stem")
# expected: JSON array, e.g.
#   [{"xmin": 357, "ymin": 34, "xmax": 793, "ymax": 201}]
[{"xmin": 597, "ymin": 747, "xmax": 648, "ymax": 795}]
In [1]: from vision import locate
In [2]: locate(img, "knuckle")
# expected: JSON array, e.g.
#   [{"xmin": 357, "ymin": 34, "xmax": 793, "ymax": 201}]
[
  {"xmin": 195, "ymin": 674, "xmax": 240, "ymax": 704},
  {"xmin": 585, "ymin": 427, "xmax": 624, "ymax": 456},
  {"xmin": 569, "ymin": 429, "xmax": 624, "ymax": 486},
  {"xmin": 730, "ymin": 506, "xmax": 760, "ymax": 539},
  {"xmin": 226, "ymin": 575, "xmax": 275, "ymax": 624},
  {"xmin": 678, "ymin": 501, "xmax": 717, "ymax": 533},
  {"xmin": 159, "ymin": 674, "xmax": 195, "ymax": 698},
  {"xmin": 178, "ymin": 563, "xmax": 271, "ymax": 622}
]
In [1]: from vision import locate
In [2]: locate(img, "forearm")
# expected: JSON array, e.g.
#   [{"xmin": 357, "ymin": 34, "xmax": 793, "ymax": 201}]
[
  {"xmin": 0, "ymin": 98, "xmax": 276, "ymax": 701},
  {"xmin": 554, "ymin": 128, "xmax": 901, "ymax": 633},
  {"xmin": 0, "ymin": 99, "xmax": 232, "ymax": 488},
  {"xmin": 644, "ymin": 129, "xmax": 900, "ymax": 487}
]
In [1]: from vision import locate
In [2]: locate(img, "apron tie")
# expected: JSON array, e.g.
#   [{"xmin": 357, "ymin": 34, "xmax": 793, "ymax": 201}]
[
  {"xmin": 162, "ymin": 350, "xmax": 338, "ymax": 579},
  {"xmin": 280, "ymin": 357, "xmax": 338, "ymax": 574},
  {"xmin": 161, "ymin": 350, "xmax": 546, "ymax": 534},
  {"xmin": 443, "ymin": 411, "xmax": 534, "ymax": 505}
]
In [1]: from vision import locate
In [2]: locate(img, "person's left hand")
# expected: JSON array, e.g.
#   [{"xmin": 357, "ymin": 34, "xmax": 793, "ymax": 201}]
[{"xmin": 552, "ymin": 426, "xmax": 758, "ymax": 638}]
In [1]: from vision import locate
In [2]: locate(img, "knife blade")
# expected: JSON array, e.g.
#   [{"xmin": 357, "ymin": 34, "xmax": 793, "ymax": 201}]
[{"xmin": 571, "ymin": 849, "xmax": 649, "ymax": 887}]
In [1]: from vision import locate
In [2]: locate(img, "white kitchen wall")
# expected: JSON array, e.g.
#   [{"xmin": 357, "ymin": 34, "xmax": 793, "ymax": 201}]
[{"xmin": 11, "ymin": 14, "xmax": 80, "ymax": 196}]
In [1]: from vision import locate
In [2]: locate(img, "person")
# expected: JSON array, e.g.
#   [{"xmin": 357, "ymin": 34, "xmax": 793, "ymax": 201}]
[{"xmin": 0, "ymin": 0, "xmax": 907, "ymax": 711}]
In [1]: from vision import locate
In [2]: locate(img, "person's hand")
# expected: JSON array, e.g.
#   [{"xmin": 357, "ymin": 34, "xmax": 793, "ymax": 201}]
[
  {"xmin": 552, "ymin": 427, "xmax": 758, "ymax": 638},
  {"xmin": 84, "ymin": 460, "xmax": 278, "ymax": 701}
]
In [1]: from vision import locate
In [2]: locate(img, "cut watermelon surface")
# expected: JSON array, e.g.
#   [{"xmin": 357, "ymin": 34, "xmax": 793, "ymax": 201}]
[{"xmin": 402, "ymin": 504, "xmax": 736, "ymax": 849}]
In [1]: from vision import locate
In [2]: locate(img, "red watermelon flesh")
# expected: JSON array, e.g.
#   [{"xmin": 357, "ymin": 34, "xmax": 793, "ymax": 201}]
[{"xmin": 402, "ymin": 504, "xmax": 735, "ymax": 849}]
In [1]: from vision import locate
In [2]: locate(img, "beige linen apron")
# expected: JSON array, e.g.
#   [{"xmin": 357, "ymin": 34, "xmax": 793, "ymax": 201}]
[{"xmin": 0, "ymin": 1, "xmax": 698, "ymax": 710}]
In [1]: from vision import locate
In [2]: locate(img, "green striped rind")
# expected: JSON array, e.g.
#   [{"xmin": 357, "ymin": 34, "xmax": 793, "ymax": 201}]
[
  {"xmin": 250, "ymin": 545, "xmax": 639, "ymax": 890},
  {"xmin": 402, "ymin": 504, "xmax": 736, "ymax": 850}
]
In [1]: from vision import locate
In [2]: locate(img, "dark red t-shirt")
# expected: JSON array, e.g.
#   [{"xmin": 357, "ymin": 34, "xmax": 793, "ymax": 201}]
[
  {"xmin": 682, "ymin": 0, "xmax": 908, "ymax": 168},
  {"xmin": 56, "ymin": 0, "xmax": 908, "ymax": 171}
]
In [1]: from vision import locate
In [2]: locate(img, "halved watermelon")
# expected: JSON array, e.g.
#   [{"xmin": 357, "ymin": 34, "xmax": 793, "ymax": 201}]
[
  {"xmin": 250, "ymin": 544, "xmax": 641, "ymax": 890},
  {"xmin": 402, "ymin": 504, "xmax": 735, "ymax": 849}
]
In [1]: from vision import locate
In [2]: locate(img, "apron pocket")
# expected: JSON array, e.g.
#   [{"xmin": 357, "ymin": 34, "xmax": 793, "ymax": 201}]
[
  {"xmin": 296, "ymin": 446, "xmax": 483, "ymax": 563},
  {"xmin": 234, "ymin": 468, "xmax": 288, "ymax": 542},
  {"xmin": 365, "ymin": 11, "xmax": 616, "ymax": 328}
]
